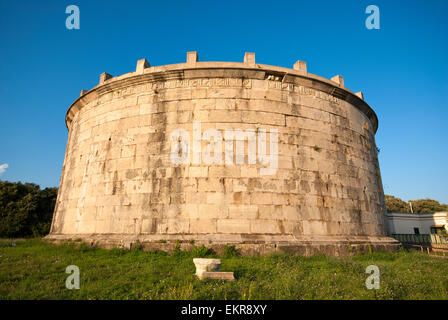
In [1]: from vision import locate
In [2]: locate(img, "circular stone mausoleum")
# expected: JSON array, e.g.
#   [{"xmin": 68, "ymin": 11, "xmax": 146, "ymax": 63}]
[{"xmin": 47, "ymin": 52, "xmax": 399, "ymax": 255}]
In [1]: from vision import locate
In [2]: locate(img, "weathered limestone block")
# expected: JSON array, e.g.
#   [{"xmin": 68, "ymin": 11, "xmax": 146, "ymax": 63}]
[
  {"xmin": 136, "ymin": 58, "xmax": 150, "ymax": 74},
  {"xmin": 186, "ymin": 51, "xmax": 198, "ymax": 66},
  {"xmin": 293, "ymin": 60, "xmax": 307, "ymax": 74},
  {"xmin": 193, "ymin": 258, "xmax": 234, "ymax": 281},
  {"xmin": 193, "ymin": 258, "xmax": 221, "ymax": 274},
  {"xmin": 244, "ymin": 52, "xmax": 255, "ymax": 66},
  {"xmin": 331, "ymin": 75, "xmax": 344, "ymax": 87},
  {"xmin": 99, "ymin": 72, "xmax": 112, "ymax": 84}
]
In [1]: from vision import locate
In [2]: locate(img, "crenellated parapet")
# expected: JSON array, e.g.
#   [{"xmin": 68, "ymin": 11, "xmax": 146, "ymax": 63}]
[{"xmin": 66, "ymin": 52, "xmax": 375, "ymax": 132}]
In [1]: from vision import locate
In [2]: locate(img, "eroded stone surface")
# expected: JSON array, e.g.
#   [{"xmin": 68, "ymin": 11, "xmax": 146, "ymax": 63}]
[{"xmin": 46, "ymin": 53, "xmax": 400, "ymax": 255}]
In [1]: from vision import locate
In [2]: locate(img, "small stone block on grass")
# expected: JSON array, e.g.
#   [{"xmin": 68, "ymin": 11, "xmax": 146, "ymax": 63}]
[
  {"xmin": 200, "ymin": 272, "xmax": 235, "ymax": 281},
  {"xmin": 193, "ymin": 258, "xmax": 234, "ymax": 281}
]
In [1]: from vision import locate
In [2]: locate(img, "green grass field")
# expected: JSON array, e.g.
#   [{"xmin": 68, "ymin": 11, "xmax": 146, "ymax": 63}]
[{"xmin": 0, "ymin": 238, "xmax": 447, "ymax": 300}]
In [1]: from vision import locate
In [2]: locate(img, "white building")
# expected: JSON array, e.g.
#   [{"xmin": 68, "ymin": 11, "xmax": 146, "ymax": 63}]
[{"xmin": 386, "ymin": 212, "xmax": 448, "ymax": 235}]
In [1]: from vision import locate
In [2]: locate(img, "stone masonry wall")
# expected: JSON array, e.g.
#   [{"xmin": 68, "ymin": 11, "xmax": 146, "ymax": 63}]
[{"xmin": 48, "ymin": 52, "xmax": 397, "ymax": 253}]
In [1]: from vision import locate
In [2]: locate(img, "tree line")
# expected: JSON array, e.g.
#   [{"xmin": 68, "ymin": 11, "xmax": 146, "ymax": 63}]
[
  {"xmin": 385, "ymin": 194, "xmax": 448, "ymax": 213},
  {"xmin": 0, "ymin": 181, "xmax": 57, "ymax": 238}
]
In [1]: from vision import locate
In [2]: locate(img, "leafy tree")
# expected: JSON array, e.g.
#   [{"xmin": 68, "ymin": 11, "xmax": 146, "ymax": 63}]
[
  {"xmin": 385, "ymin": 194, "xmax": 409, "ymax": 213},
  {"xmin": 0, "ymin": 181, "xmax": 58, "ymax": 238},
  {"xmin": 409, "ymin": 199, "xmax": 448, "ymax": 213},
  {"xmin": 385, "ymin": 194, "xmax": 448, "ymax": 213}
]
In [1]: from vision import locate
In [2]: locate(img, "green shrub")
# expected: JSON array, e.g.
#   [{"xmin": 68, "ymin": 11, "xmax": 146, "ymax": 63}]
[
  {"xmin": 78, "ymin": 242, "xmax": 93, "ymax": 252},
  {"xmin": 131, "ymin": 240, "xmax": 144, "ymax": 251},
  {"xmin": 0, "ymin": 181, "xmax": 57, "ymax": 238},
  {"xmin": 222, "ymin": 245, "xmax": 240, "ymax": 258},
  {"xmin": 191, "ymin": 245, "xmax": 215, "ymax": 257}
]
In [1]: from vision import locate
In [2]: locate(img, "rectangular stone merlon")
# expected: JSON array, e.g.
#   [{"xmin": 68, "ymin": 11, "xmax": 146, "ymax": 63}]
[
  {"xmin": 186, "ymin": 51, "xmax": 198, "ymax": 66},
  {"xmin": 244, "ymin": 52, "xmax": 256, "ymax": 66},
  {"xmin": 355, "ymin": 91, "xmax": 364, "ymax": 100},
  {"xmin": 99, "ymin": 72, "xmax": 112, "ymax": 84},
  {"xmin": 293, "ymin": 60, "xmax": 307, "ymax": 74},
  {"xmin": 331, "ymin": 75, "xmax": 344, "ymax": 87},
  {"xmin": 136, "ymin": 58, "xmax": 150, "ymax": 74},
  {"xmin": 80, "ymin": 89, "xmax": 87, "ymax": 96},
  {"xmin": 200, "ymin": 272, "xmax": 235, "ymax": 281}
]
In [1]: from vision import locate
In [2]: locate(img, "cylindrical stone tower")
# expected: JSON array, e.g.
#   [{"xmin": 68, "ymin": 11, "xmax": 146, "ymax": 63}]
[{"xmin": 47, "ymin": 52, "xmax": 399, "ymax": 255}]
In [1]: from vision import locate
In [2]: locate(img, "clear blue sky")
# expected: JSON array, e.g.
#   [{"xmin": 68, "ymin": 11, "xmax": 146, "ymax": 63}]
[{"xmin": 0, "ymin": 0, "xmax": 447, "ymax": 203}]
